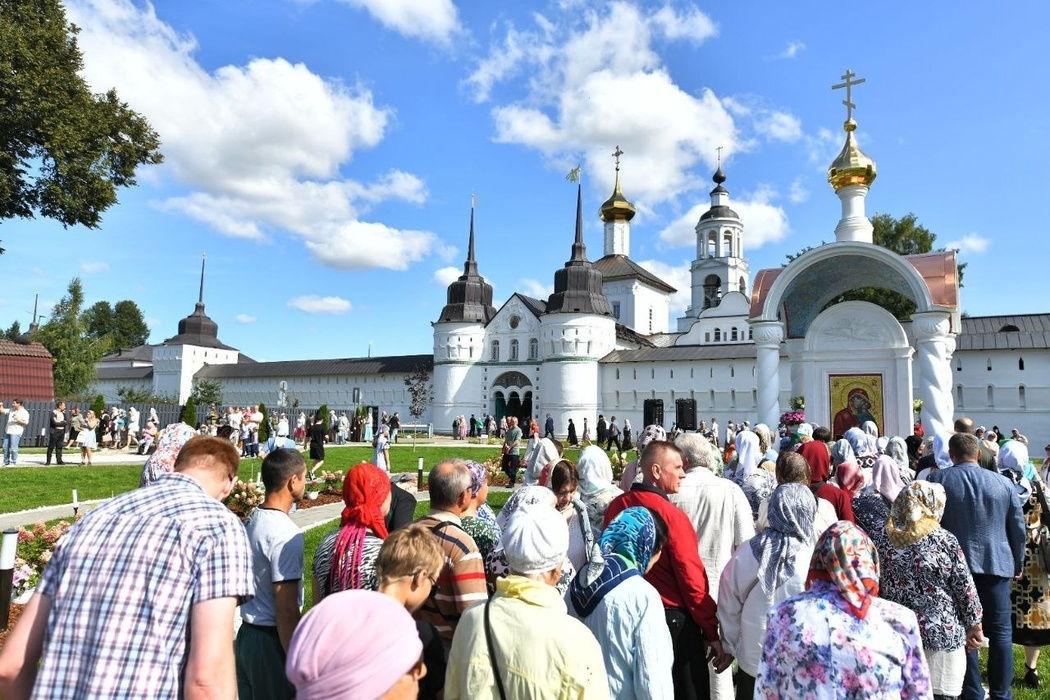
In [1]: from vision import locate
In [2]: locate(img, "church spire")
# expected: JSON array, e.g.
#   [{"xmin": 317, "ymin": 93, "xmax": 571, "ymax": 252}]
[
  {"xmin": 464, "ymin": 200, "xmax": 478, "ymax": 276},
  {"xmin": 571, "ymin": 184, "xmax": 586, "ymax": 262},
  {"xmin": 827, "ymin": 69, "xmax": 877, "ymax": 243},
  {"xmin": 198, "ymin": 253, "xmax": 206, "ymax": 305},
  {"xmin": 437, "ymin": 199, "xmax": 496, "ymax": 324},
  {"xmin": 546, "ymin": 184, "xmax": 612, "ymax": 316},
  {"xmin": 600, "ymin": 145, "xmax": 636, "ymax": 257}
]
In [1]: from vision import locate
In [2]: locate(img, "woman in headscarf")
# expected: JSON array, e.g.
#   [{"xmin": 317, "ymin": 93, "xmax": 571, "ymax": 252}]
[
  {"xmin": 880, "ymin": 481, "xmax": 984, "ymax": 700},
  {"xmin": 844, "ymin": 426, "xmax": 878, "ymax": 475},
  {"xmin": 852, "ymin": 454, "xmax": 906, "ymax": 539},
  {"xmin": 459, "ymin": 459, "xmax": 502, "ymax": 593},
  {"xmin": 569, "ymin": 507, "xmax": 673, "ymax": 699},
  {"xmin": 720, "ymin": 483, "xmax": 817, "ymax": 699},
  {"xmin": 286, "ymin": 589, "xmax": 427, "ymax": 700},
  {"xmin": 621, "ymin": 418, "xmax": 633, "ymax": 452},
  {"xmin": 549, "ymin": 459, "xmax": 594, "ymax": 571},
  {"xmin": 619, "ymin": 424, "xmax": 666, "ymax": 491},
  {"xmin": 372, "ymin": 424, "xmax": 391, "ymax": 473},
  {"xmin": 577, "ymin": 445, "xmax": 624, "ymax": 537},
  {"xmin": 834, "ymin": 460, "xmax": 866, "ymax": 498},
  {"xmin": 490, "ymin": 485, "xmax": 576, "ymax": 593},
  {"xmin": 312, "ymin": 463, "xmax": 391, "ymax": 602},
  {"xmin": 886, "ymin": 435, "xmax": 914, "ymax": 482},
  {"xmin": 829, "ymin": 438, "xmax": 855, "ymax": 468},
  {"xmin": 905, "ymin": 434, "xmax": 924, "ymax": 474},
  {"xmin": 799, "ymin": 439, "xmax": 855, "ymax": 524},
  {"xmin": 755, "ymin": 521, "xmax": 933, "ymax": 699},
  {"xmin": 753, "ymin": 423, "xmax": 777, "ymax": 465},
  {"xmin": 1000, "ymin": 440, "xmax": 1050, "ymax": 688},
  {"xmin": 732, "ymin": 430, "xmax": 776, "ymax": 521}
]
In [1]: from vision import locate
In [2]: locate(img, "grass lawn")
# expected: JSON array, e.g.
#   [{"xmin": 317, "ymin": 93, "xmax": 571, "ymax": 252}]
[{"xmin": 0, "ymin": 443, "xmax": 601, "ymax": 514}]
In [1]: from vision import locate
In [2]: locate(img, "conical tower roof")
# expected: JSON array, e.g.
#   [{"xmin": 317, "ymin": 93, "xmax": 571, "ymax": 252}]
[
  {"xmin": 546, "ymin": 185, "xmax": 613, "ymax": 316},
  {"xmin": 437, "ymin": 206, "xmax": 496, "ymax": 323},
  {"xmin": 164, "ymin": 255, "xmax": 235, "ymax": 349}
]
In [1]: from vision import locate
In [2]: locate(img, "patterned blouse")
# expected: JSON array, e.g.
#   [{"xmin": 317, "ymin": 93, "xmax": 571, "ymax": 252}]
[
  {"xmin": 756, "ymin": 580, "xmax": 931, "ymax": 699},
  {"xmin": 311, "ymin": 530, "xmax": 384, "ymax": 598},
  {"xmin": 875, "ymin": 526, "xmax": 982, "ymax": 651},
  {"xmin": 735, "ymin": 469, "xmax": 777, "ymax": 521},
  {"xmin": 462, "ymin": 515, "xmax": 501, "ymax": 594},
  {"xmin": 851, "ymin": 492, "xmax": 891, "ymax": 541}
]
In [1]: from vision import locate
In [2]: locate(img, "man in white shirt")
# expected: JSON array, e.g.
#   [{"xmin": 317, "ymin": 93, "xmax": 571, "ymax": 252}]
[
  {"xmin": 671, "ymin": 431, "xmax": 755, "ymax": 700},
  {"xmin": 1, "ymin": 399, "xmax": 31, "ymax": 466}
]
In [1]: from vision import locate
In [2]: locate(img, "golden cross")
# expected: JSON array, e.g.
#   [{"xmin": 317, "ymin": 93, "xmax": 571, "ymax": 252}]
[
  {"xmin": 612, "ymin": 145, "xmax": 623, "ymax": 171},
  {"xmin": 831, "ymin": 69, "xmax": 866, "ymax": 122}
]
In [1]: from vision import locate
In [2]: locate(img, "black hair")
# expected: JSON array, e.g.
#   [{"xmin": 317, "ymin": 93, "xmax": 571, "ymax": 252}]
[{"xmin": 261, "ymin": 448, "xmax": 306, "ymax": 492}]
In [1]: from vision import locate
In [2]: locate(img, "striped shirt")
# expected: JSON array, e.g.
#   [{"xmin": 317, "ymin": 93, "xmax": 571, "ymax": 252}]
[
  {"xmin": 415, "ymin": 513, "xmax": 488, "ymax": 646},
  {"xmin": 33, "ymin": 473, "xmax": 254, "ymax": 699}
]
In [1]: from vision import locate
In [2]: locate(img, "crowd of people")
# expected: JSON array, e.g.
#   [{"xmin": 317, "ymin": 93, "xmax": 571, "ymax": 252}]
[{"xmin": 2, "ymin": 406, "xmax": 1048, "ymax": 700}]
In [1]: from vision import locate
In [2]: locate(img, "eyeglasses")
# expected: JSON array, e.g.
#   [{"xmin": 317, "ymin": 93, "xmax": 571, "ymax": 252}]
[{"xmin": 415, "ymin": 569, "xmax": 440, "ymax": 594}]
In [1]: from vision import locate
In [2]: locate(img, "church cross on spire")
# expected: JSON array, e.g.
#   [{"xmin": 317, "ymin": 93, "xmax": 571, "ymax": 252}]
[
  {"xmin": 831, "ymin": 69, "xmax": 866, "ymax": 122},
  {"xmin": 612, "ymin": 145, "xmax": 623, "ymax": 172},
  {"xmin": 716, "ymin": 145, "xmax": 723, "ymax": 166}
]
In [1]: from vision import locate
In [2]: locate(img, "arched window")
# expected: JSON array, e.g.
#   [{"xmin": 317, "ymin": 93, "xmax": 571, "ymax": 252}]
[
  {"xmin": 731, "ymin": 327, "xmax": 738, "ymax": 341},
  {"xmin": 510, "ymin": 339, "xmax": 519, "ymax": 360},
  {"xmin": 528, "ymin": 338, "xmax": 538, "ymax": 360},
  {"xmin": 1019, "ymin": 357, "xmax": 1025, "ymax": 371},
  {"xmin": 987, "ymin": 385, "xmax": 994, "ymax": 407},
  {"xmin": 739, "ymin": 276, "xmax": 746, "ymax": 295},
  {"xmin": 1020, "ymin": 385, "xmax": 1027, "ymax": 409},
  {"xmin": 714, "ymin": 328, "xmax": 721, "ymax": 342},
  {"xmin": 703, "ymin": 274, "xmax": 721, "ymax": 309},
  {"xmin": 491, "ymin": 340, "xmax": 500, "ymax": 361},
  {"xmin": 707, "ymin": 233, "xmax": 717, "ymax": 257},
  {"xmin": 748, "ymin": 328, "xmax": 753, "ymax": 340},
  {"xmin": 956, "ymin": 384, "xmax": 964, "ymax": 408},
  {"xmin": 723, "ymin": 231, "xmax": 733, "ymax": 257}
]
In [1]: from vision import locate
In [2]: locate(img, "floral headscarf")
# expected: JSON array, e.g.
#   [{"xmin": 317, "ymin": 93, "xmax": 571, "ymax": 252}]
[
  {"xmin": 577, "ymin": 446, "xmax": 615, "ymax": 497},
  {"xmin": 495, "ymin": 485, "xmax": 556, "ymax": 530},
  {"xmin": 750, "ymin": 484, "xmax": 816, "ymax": 596},
  {"xmin": 871, "ymin": 455, "xmax": 906, "ymax": 503},
  {"xmin": 886, "ymin": 480, "xmax": 946, "ymax": 549},
  {"xmin": 637, "ymin": 425, "xmax": 667, "ymax": 453},
  {"xmin": 464, "ymin": 459, "xmax": 488, "ymax": 498},
  {"xmin": 329, "ymin": 463, "xmax": 391, "ymax": 592},
  {"xmin": 835, "ymin": 460, "xmax": 865, "ymax": 496},
  {"xmin": 807, "ymin": 521, "xmax": 880, "ymax": 619},
  {"xmin": 569, "ymin": 507, "xmax": 658, "ymax": 617},
  {"xmin": 886, "ymin": 436, "xmax": 912, "ymax": 481}
]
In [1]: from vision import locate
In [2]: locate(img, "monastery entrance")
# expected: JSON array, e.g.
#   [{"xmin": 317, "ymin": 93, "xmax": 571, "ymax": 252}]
[{"xmin": 492, "ymin": 371, "xmax": 533, "ymax": 422}]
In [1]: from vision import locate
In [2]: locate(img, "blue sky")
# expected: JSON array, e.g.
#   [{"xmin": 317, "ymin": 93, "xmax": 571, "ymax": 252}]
[{"xmin": 4, "ymin": 1, "xmax": 1046, "ymax": 361}]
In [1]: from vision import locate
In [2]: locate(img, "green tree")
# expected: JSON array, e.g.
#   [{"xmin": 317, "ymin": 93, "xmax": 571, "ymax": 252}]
[
  {"xmin": 191, "ymin": 378, "xmax": 223, "ymax": 406},
  {"xmin": 35, "ymin": 278, "xmax": 106, "ymax": 397},
  {"xmin": 404, "ymin": 365, "xmax": 433, "ymax": 449},
  {"xmin": 3, "ymin": 320, "xmax": 21, "ymax": 340},
  {"xmin": 116, "ymin": 385, "xmax": 153, "ymax": 403},
  {"xmin": 83, "ymin": 299, "xmax": 149, "ymax": 349},
  {"xmin": 179, "ymin": 396, "xmax": 197, "ymax": 427},
  {"xmin": 318, "ymin": 404, "xmax": 330, "ymax": 433},
  {"xmin": 257, "ymin": 403, "xmax": 270, "ymax": 442},
  {"xmin": 82, "ymin": 301, "xmax": 113, "ymax": 341},
  {"xmin": 90, "ymin": 394, "xmax": 105, "ymax": 418},
  {"xmin": 0, "ymin": 0, "xmax": 163, "ymax": 231},
  {"xmin": 784, "ymin": 213, "xmax": 966, "ymax": 320}
]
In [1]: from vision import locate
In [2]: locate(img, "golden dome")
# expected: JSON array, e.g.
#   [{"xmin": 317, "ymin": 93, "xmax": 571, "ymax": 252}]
[
  {"xmin": 600, "ymin": 170, "xmax": 636, "ymax": 222},
  {"xmin": 828, "ymin": 118, "xmax": 877, "ymax": 190}
]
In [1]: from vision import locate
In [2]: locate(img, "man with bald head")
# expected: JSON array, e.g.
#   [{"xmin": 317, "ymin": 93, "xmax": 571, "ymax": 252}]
[
  {"xmin": 955, "ymin": 416, "xmax": 996, "ymax": 470},
  {"xmin": 415, "ymin": 460, "xmax": 487, "ymax": 650}
]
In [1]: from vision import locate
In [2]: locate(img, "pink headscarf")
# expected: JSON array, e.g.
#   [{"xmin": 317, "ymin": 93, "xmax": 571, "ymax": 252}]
[
  {"xmin": 871, "ymin": 455, "xmax": 905, "ymax": 503},
  {"xmin": 286, "ymin": 589, "xmax": 421, "ymax": 699},
  {"xmin": 835, "ymin": 461, "xmax": 865, "ymax": 496}
]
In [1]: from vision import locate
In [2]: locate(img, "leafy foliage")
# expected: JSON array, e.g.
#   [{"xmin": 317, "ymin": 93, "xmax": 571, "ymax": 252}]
[
  {"xmin": 90, "ymin": 394, "xmax": 105, "ymax": 417},
  {"xmin": 784, "ymin": 213, "xmax": 966, "ymax": 320},
  {"xmin": 404, "ymin": 365, "xmax": 434, "ymax": 421},
  {"xmin": 84, "ymin": 299, "xmax": 149, "ymax": 349},
  {"xmin": 3, "ymin": 319, "xmax": 20, "ymax": 340},
  {"xmin": 35, "ymin": 278, "xmax": 107, "ymax": 397},
  {"xmin": 191, "ymin": 378, "xmax": 223, "ymax": 406},
  {"xmin": 0, "ymin": 0, "xmax": 163, "ymax": 231},
  {"xmin": 179, "ymin": 395, "xmax": 197, "ymax": 427},
  {"xmin": 257, "ymin": 402, "xmax": 270, "ymax": 442},
  {"xmin": 318, "ymin": 403, "xmax": 330, "ymax": 432}
]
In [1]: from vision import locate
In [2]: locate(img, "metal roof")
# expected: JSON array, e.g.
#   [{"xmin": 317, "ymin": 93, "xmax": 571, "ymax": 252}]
[
  {"xmin": 96, "ymin": 366, "xmax": 154, "ymax": 381},
  {"xmin": 956, "ymin": 313, "xmax": 1050, "ymax": 351},
  {"xmin": 194, "ymin": 354, "xmax": 434, "ymax": 379},
  {"xmin": 594, "ymin": 254, "xmax": 676, "ymax": 294},
  {"xmin": 602, "ymin": 343, "xmax": 787, "ymax": 363},
  {"xmin": 100, "ymin": 344, "xmax": 156, "ymax": 363}
]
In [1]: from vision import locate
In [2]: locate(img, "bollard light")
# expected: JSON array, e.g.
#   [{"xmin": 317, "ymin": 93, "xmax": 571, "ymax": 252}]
[
  {"xmin": 417, "ymin": 457, "xmax": 425, "ymax": 490},
  {"xmin": 1, "ymin": 527, "xmax": 19, "ymax": 630}
]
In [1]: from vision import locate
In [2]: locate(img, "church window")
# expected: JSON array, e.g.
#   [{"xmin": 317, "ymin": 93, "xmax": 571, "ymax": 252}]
[
  {"xmin": 730, "ymin": 365, "xmax": 735, "ymax": 377},
  {"xmin": 999, "ymin": 324, "xmax": 1020, "ymax": 332},
  {"xmin": 710, "ymin": 389, "xmax": 715, "ymax": 407},
  {"xmin": 731, "ymin": 327, "xmax": 738, "ymax": 341},
  {"xmin": 987, "ymin": 386, "xmax": 994, "ymax": 407},
  {"xmin": 529, "ymin": 338, "xmax": 538, "ymax": 360},
  {"xmin": 510, "ymin": 339, "xmax": 519, "ymax": 360},
  {"xmin": 491, "ymin": 340, "xmax": 500, "ymax": 361},
  {"xmin": 723, "ymin": 231, "xmax": 733, "ymax": 256},
  {"xmin": 469, "ymin": 346, "xmax": 474, "ymax": 359},
  {"xmin": 731, "ymin": 390, "xmax": 737, "ymax": 408},
  {"xmin": 752, "ymin": 389, "xmax": 757, "ymax": 407},
  {"xmin": 1019, "ymin": 385, "xmax": 1027, "ymax": 409},
  {"xmin": 987, "ymin": 358, "xmax": 992, "ymax": 371},
  {"xmin": 616, "ymin": 368, "xmax": 620, "ymax": 380},
  {"xmin": 649, "ymin": 308, "xmax": 653, "ymax": 333},
  {"xmin": 707, "ymin": 233, "xmax": 717, "ymax": 257},
  {"xmin": 739, "ymin": 277, "xmax": 746, "ymax": 295},
  {"xmin": 705, "ymin": 332, "xmax": 710, "ymax": 343},
  {"xmin": 748, "ymin": 328, "xmax": 753, "ymax": 340},
  {"xmin": 690, "ymin": 368, "xmax": 694, "ymax": 379},
  {"xmin": 709, "ymin": 367, "xmax": 713, "ymax": 378},
  {"xmin": 670, "ymin": 369, "xmax": 674, "ymax": 379},
  {"xmin": 703, "ymin": 275, "xmax": 721, "ymax": 310},
  {"xmin": 509, "ymin": 315, "xmax": 520, "ymax": 329},
  {"xmin": 612, "ymin": 302, "xmax": 621, "ymax": 320},
  {"xmin": 956, "ymin": 358, "xmax": 962, "ymax": 371},
  {"xmin": 632, "ymin": 368, "xmax": 637, "ymax": 380},
  {"xmin": 1019, "ymin": 357, "xmax": 1025, "ymax": 370},
  {"xmin": 714, "ymin": 328, "xmax": 721, "ymax": 342},
  {"xmin": 651, "ymin": 369, "xmax": 655, "ymax": 379}
]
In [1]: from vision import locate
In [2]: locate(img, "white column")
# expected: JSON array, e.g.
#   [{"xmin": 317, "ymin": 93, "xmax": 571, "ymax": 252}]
[
  {"xmin": 912, "ymin": 311, "xmax": 956, "ymax": 438},
  {"xmin": 752, "ymin": 320, "xmax": 784, "ymax": 430},
  {"xmin": 834, "ymin": 185, "xmax": 874, "ymax": 243}
]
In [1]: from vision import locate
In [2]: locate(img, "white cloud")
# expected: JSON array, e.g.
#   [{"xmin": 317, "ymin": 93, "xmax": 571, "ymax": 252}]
[
  {"xmin": 945, "ymin": 233, "xmax": 990, "ymax": 254},
  {"xmin": 235, "ymin": 314, "xmax": 257, "ymax": 324},
  {"xmin": 658, "ymin": 185, "xmax": 790, "ymax": 249},
  {"xmin": 637, "ymin": 259, "xmax": 691, "ymax": 313},
  {"xmin": 468, "ymin": 2, "xmax": 734, "ymax": 205},
  {"xmin": 724, "ymin": 97, "xmax": 802, "ymax": 143},
  {"xmin": 80, "ymin": 261, "xmax": 109, "ymax": 273},
  {"xmin": 287, "ymin": 295, "xmax": 353, "ymax": 314},
  {"xmin": 66, "ymin": 0, "xmax": 439, "ymax": 271},
  {"xmin": 788, "ymin": 178, "xmax": 809, "ymax": 204},
  {"xmin": 772, "ymin": 40, "xmax": 805, "ymax": 60},
  {"xmin": 432, "ymin": 266, "xmax": 462, "ymax": 286},
  {"xmin": 517, "ymin": 278, "xmax": 553, "ymax": 301},
  {"xmin": 336, "ymin": 0, "xmax": 461, "ymax": 46}
]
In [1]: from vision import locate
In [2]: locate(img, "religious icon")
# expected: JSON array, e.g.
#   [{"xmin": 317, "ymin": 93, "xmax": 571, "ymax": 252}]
[{"xmin": 829, "ymin": 374, "xmax": 883, "ymax": 438}]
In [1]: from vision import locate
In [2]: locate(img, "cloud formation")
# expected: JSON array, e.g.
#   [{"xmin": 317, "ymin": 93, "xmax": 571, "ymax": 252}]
[
  {"xmin": 67, "ymin": 0, "xmax": 439, "ymax": 272},
  {"xmin": 235, "ymin": 314, "xmax": 257, "ymax": 324},
  {"xmin": 466, "ymin": 2, "xmax": 737, "ymax": 205},
  {"xmin": 637, "ymin": 259, "xmax": 692, "ymax": 314},
  {"xmin": 287, "ymin": 295, "xmax": 353, "ymax": 314},
  {"xmin": 80, "ymin": 261, "xmax": 109, "ymax": 273},
  {"xmin": 432, "ymin": 266, "xmax": 462, "ymax": 287},
  {"xmin": 945, "ymin": 233, "xmax": 990, "ymax": 254},
  {"xmin": 771, "ymin": 40, "xmax": 805, "ymax": 60},
  {"xmin": 516, "ymin": 278, "xmax": 553, "ymax": 301},
  {"xmin": 657, "ymin": 185, "xmax": 790, "ymax": 250},
  {"xmin": 335, "ymin": 0, "xmax": 461, "ymax": 46}
]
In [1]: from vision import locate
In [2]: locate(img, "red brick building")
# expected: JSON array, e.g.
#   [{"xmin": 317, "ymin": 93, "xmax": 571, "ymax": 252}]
[{"xmin": 0, "ymin": 339, "xmax": 54, "ymax": 401}]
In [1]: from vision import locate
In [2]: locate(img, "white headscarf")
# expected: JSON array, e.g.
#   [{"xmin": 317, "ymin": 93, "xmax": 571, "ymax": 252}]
[
  {"xmin": 999, "ymin": 440, "xmax": 1030, "ymax": 473},
  {"xmin": 845, "ymin": 427, "xmax": 875, "ymax": 457},
  {"xmin": 830, "ymin": 438, "xmax": 855, "ymax": 466},
  {"xmin": 933, "ymin": 431, "xmax": 954, "ymax": 469},
  {"xmin": 735, "ymin": 430, "xmax": 762, "ymax": 478},
  {"xmin": 577, "ymin": 446, "xmax": 616, "ymax": 497},
  {"xmin": 862, "ymin": 420, "xmax": 879, "ymax": 439},
  {"xmin": 501, "ymin": 504, "xmax": 569, "ymax": 575}
]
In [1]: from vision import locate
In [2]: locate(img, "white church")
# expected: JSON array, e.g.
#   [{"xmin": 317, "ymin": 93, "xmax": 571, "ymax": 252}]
[{"xmin": 93, "ymin": 88, "xmax": 1050, "ymax": 441}]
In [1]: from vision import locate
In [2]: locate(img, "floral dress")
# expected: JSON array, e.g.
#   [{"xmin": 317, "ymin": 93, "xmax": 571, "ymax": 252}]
[
  {"xmin": 756, "ymin": 580, "xmax": 931, "ymax": 699},
  {"xmin": 851, "ymin": 491, "xmax": 891, "ymax": 541},
  {"xmin": 1012, "ymin": 475, "xmax": 1050, "ymax": 645},
  {"xmin": 462, "ymin": 514, "xmax": 501, "ymax": 594}
]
